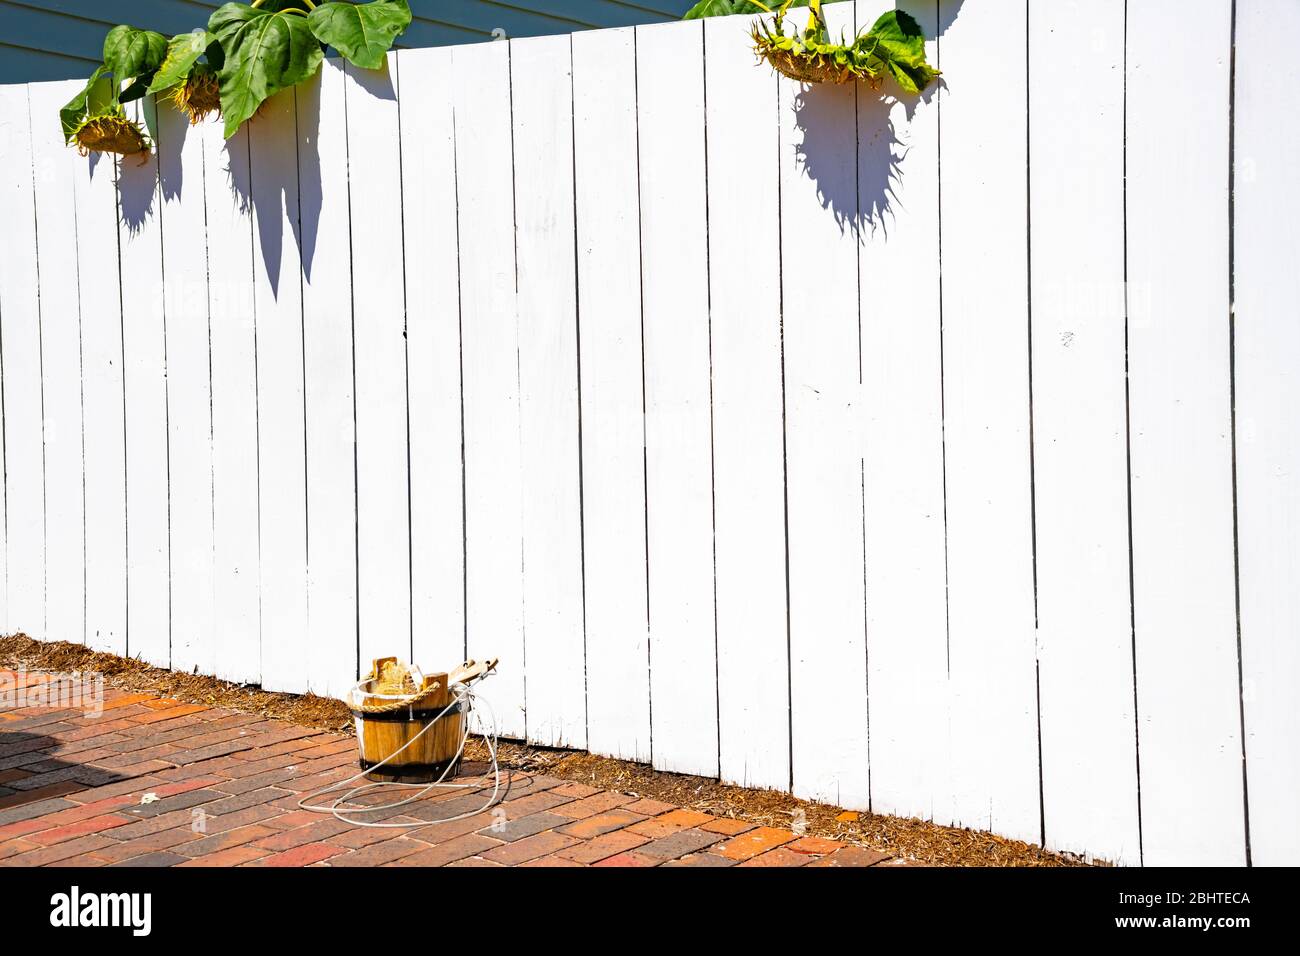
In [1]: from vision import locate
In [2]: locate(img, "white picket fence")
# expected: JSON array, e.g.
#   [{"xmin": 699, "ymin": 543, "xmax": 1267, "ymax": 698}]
[{"xmin": 0, "ymin": 0, "xmax": 1295, "ymax": 866}]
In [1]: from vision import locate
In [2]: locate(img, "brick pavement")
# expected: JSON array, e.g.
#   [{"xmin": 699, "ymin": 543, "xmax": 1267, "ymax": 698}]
[{"xmin": 0, "ymin": 670, "xmax": 901, "ymax": 868}]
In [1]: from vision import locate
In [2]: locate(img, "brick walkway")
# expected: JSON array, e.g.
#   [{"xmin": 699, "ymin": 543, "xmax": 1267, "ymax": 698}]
[{"xmin": 0, "ymin": 670, "xmax": 899, "ymax": 867}]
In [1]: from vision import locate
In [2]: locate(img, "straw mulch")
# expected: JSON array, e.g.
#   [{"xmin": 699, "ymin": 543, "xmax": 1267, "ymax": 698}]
[
  {"xmin": 0, "ymin": 633, "xmax": 1097, "ymax": 867},
  {"xmin": 0, "ymin": 633, "xmax": 350, "ymax": 733}
]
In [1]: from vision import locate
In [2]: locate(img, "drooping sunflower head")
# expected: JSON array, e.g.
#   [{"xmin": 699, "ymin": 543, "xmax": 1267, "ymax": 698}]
[
  {"xmin": 752, "ymin": 19, "xmax": 879, "ymax": 86},
  {"xmin": 165, "ymin": 68, "xmax": 221, "ymax": 125},
  {"xmin": 749, "ymin": 8, "xmax": 937, "ymax": 92},
  {"xmin": 72, "ymin": 109, "xmax": 150, "ymax": 158}
]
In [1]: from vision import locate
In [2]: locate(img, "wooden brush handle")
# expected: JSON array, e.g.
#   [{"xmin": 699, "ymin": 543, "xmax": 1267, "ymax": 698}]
[{"xmin": 448, "ymin": 658, "xmax": 498, "ymax": 685}]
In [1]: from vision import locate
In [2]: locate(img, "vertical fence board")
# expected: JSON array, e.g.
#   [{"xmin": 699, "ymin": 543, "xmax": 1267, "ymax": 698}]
[
  {"xmin": 703, "ymin": 12, "xmax": 789, "ymax": 793},
  {"xmin": 347, "ymin": 54, "xmax": 412, "ymax": 669},
  {"xmin": 938, "ymin": 0, "xmax": 1039, "ymax": 842},
  {"xmin": 636, "ymin": 19, "xmax": 717, "ymax": 777},
  {"xmin": 249, "ymin": 89, "xmax": 308, "ymax": 693},
  {"xmin": 398, "ymin": 46, "xmax": 465, "ymax": 674},
  {"xmin": 1127, "ymin": 0, "xmax": 1243, "ymax": 866},
  {"xmin": 0, "ymin": 85, "xmax": 42, "ymax": 638},
  {"xmin": 76, "ymin": 148, "xmax": 126, "ymax": 655},
  {"xmin": 511, "ymin": 34, "xmax": 587, "ymax": 749},
  {"xmin": 118, "ymin": 96, "xmax": 170, "ymax": 667},
  {"xmin": 453, "ymin": 41, "xmax": 526, "ymax": 736},
  {"xmin": 572, "ymin": 26, "xmax": 650, "ymax": 761},
  {"xmin": 779, "ymin": 1, "xmax": 869, "ymax": 807},
  {"xmin": 1028, "ymin": 0, "xmax": 1140, "ymax": 865},
  {"xmin": 1235, "ymin": 0, "xmax": 1300, "ymax": 868},
  {"xmin": 29, "ymin": 80, "xmax": 86, "ymax": 647},
  {"xmin": 857, "ymin": 0, "xmax": 951, "ymax": 824},
  {"xmin": 205, "ymin": 124, "xmax": 260, "ymax": 684},
  {"xmin": 158, "ymin": 110, "xmax": 214, "ymax": 677},
  {"xmin": 300, "ymin": 61, "xmax": 357, "ymax": 696}
]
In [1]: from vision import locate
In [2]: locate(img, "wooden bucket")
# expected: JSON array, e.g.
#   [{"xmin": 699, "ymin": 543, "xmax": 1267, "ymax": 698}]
[{"xmin": 348, "ymin": 660, "xmax": 463, "ymax": 782}]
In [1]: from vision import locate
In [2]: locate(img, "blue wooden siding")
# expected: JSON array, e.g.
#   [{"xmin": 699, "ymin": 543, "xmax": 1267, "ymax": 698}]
[{"xmin": 0, "ymin": 0, "xmax": 694, "ymax": 83}]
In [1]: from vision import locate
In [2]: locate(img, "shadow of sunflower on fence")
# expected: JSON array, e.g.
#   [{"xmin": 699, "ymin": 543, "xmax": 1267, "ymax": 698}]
[
  {"xmin": 792, "ymin": 77, "xmax": 942, "ymax": 240},
  {"xmin": 779, "ymin": 0, "xmax": 958, "ymax": 241}
]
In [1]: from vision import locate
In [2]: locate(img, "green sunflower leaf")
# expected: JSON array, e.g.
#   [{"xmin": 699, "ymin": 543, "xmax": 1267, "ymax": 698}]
[
  {"xmin": 866, "ymin": 10, "xmax": 927, "ymax": 69},
  {"xmin": 102, "ymin": 25, "xmax": 169, "ymax": 82},
  {"xmin": 148, "ymin": 30, "xmax": 220, "ymax": 94},
  {"xmin": 307, "ymin": 0, "xmax": 412, "ymax": 71},
  {"xmin": 209, "ymin": 1, "xmax": 324, "ymax": 138},
  {"xmin": 863, "ymin": 10, "xmax": 938, "ymax": 92}
]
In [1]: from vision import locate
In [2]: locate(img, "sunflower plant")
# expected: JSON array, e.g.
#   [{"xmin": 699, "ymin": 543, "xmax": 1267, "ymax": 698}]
[
  {"xmin": 688, "ymin": 0, "xmax": 938, "ymax": 93},
  {"xmin": 148, "ymin": 29, "xmax": 225, "ymax": 126},
  {"xmin": 60, "ymin": 25, "xmax": 168, "ymax": 158},
  {"xmin": 60, "ymin": 0, "xmax": 413, "ymax": 156}
]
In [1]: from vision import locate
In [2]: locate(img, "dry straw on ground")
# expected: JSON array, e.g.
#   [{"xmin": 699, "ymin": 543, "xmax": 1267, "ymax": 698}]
[{"xmin": 0, "ymin": 634, "xmax": 1095, "ymax": 867}]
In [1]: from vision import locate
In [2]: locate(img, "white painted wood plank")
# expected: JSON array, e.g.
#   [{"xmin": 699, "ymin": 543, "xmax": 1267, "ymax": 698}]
[
  {"xmin": 347, "ymin": 54, "xmax": 412, "ymax": 671},
  {"xmin": 779, "ymin": 1, "xmax": 869, "ymax": 808},
  {"xmin": 1127, "ymin": 0, "xmax": 1244, "ymax": 866},
  {"xmin": 1235, "ymin": 0, "xmax": 1300, "ymax": 868},
  {"xmin": 510, "ymin": 34, "xmax": 586, "ymax": 749},
  {"xmin": 118, "ymin": 95, "xmax": 171, "ymax": 667},
  {"xmin": 299, "ymin": 60, "xmax": 357, "ymax": 698},
  {"xmin": 636, "ymin": 19, "xmax": 716, "ymax": 777},
  {"xmin": 938, "ymin": 0, "xmax": 1040, "ymax": 842},
  {"xmin": 0, "ymin": 85, "xmax": 43, "ymax": 638},
  {"xmin": 572, "ymin": 26, "xmax": 650, "ymax": 762},
  {"xmin": 703, "ymin": 10, "xmax": 789, "ymax": 793},
  {"xmin": 28, "ymin": 80, "xmax": 86, "ymax": 647},
  {"xmin": 204, "ymin": 123, "xmax": 260, "ymax": 684},
  {"xmin": 397, "ymin": 46, "xmax": 465, "ymax": 676},
  {"xmin": 856, "ymin": 0, "xmax": 951, "ymax": 824},
  {"xmin": 1028, "ymin": 0, "xmax": 1140, "ymax": 865},
  {"xmin": 74, "ymin": 147, "xmax": 126, "ymax": 655},
  {"xmin": 453, "ymin": 40, "xmax": 526, "ymax": 736},
  {"xmin": 157, "ymin": 108, "xmax": 214, "ymax": 677},
  {"xmin": 248, "ymin": 88, "xmax": 308, "ymax": 693}
]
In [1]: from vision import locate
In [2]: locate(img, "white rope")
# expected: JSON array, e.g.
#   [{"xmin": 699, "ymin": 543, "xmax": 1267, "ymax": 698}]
[{"xmin": 296, "ymin": 674, "xmax": 504, "ymax": 829}]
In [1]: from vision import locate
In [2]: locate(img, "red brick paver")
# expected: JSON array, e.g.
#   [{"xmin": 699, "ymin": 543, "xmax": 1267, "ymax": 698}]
[
  {"xmin": 807, "ymin": 845, "xmax": 894, "ymax": 867},
  {"xmin": 700, "ymin": 816, "xmax": 757, "ymax": 836},
  {"xmin": 555, "ymin": 828, "xmax": 650, "ymax": 864},
  {"xmin": 0, "ymin": 669, "xmax": 897, "ymax": 868},
  {"xmin": 592, "ymin": 850, "xmax": 659, "ymax": 867},
  {"xmin": 622, "ymin": 798, "xmax": 675, "ymax": 816},
  {"xmin": 739, "ymin": 846, "xmax": 815, "ymax": 867},
  {"xmin": 716, "ymin": 826, "xmax": 798, "ymax": 861}
]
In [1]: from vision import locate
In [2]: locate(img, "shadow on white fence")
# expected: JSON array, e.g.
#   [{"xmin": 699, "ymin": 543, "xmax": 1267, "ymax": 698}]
[{"xmin": 0, "ymin": 0, "xmax": 1295, "ymax": 867}]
